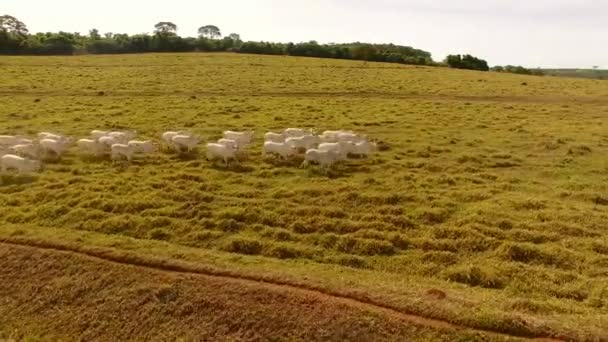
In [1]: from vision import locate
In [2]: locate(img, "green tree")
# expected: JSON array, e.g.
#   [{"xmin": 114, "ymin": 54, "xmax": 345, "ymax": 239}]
[
  {"xmin": 0, "ymin": 15, "xmax": 28, "ymax": 36},
  {"xmin": 89, "ymin": 29, "xmax": 101, "ymax": 40},
  {"xmin": 221, "ymin": 33, "xmax": 242, "ymax": 50},
  {"xmin": 154, "ymin": 22, "xmax": 177, "ymax": 35},
  {"xmin": 446, "ymin": 54, "xmax": 489, "ymax": 71},
  {"xmin": 198, "ymin": 25, "xmax": 221, "ymax": 39}
]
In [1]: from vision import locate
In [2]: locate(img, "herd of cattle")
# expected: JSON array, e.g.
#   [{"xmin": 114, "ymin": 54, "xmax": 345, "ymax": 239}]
[{"xmin": 0, "ymin": 128, "xmax": 377, "ymax": 173}]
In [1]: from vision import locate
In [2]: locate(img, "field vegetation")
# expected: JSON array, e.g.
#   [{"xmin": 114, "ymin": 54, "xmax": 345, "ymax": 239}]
[{"xmin": 0, "ymin": 53, "xmax": 607, "ymax": 340}]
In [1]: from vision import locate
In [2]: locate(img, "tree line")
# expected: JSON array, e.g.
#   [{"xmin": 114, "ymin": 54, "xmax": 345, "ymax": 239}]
[
  {"xmin": 0, "ymin": 15, "xmax": 542, "ymax": 75},
  {"xmin": 491, "ymin": 65, "xmax": 545, "ymax": 76}
]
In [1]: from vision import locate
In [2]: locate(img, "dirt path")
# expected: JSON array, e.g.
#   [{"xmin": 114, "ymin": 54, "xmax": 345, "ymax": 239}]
[{"xmin": 0, "ymin": 238, "xmax": 562, "ymax": 341}]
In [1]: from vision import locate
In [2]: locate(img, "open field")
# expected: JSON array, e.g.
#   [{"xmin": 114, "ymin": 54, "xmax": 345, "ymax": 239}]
[
  {"xmin": 0, "ymin": 53, "xmax": 607, "ymax": 340},
  {"xmin": 542, "ymin": 69, "xmax": 608, "ymax": 80}
]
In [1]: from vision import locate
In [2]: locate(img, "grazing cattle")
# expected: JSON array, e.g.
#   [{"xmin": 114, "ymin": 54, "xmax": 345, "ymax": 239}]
[
  {"xmin": 9, "ymin": 144, "xmax": 39, "ymax": 159},
  {"xmin": 217, "ymin": 139, "xmax": 239, "ymax": 150},
  {"xmin": 108, "ymin": 131, "xmax": 136, "ymax": 143},
  {"xmin": 172, "ymin": 135, "xmax": 200, "ymax": 152},
  {"xmin": 162, "ymin": 131, "xmax": 181, "ymax": 144},
  {"xmin": 263, "ymin": 141, "xmax": 297, "ymax": 159},
  {"xmin": 39, "ymin": 138, "xmax": 70, "ymax": 157},
  {"xmin": 90, "ymin": 130, "xmax": 109, "ymax": 140},
  {"xmin": 223, "ymin": 131, "xmax": 254, "ymax": 147},
  {"xmin": 128, "ymin": 140, "xmax": 155, "ymax": 154},
  {"xmin": 336, "ymin": 132, "xmax": 366, "ymax": 143},
  {"xmin": 264, "ymin": 132, "xmax": 285, "ymax": 143},
  {"xmin": 283, "ymin": 128, "xmax": 314, "ymax": 138},
  {"xmin": 318, "ymin": 141, "xmax": 355, "ymax": 158},
  {"xmin": 285, "ymin": 135, "xmax": 320, "ymax": 150},
  {"xmin": 301, "ymin": 149, "xmax": 343, "ymax": 168},
  {"xmin": 0, "ymin": 154, "xmax": 40, "ymax": 173},
  {"xmin": 38, "ymin": 132, "xmax": 68, "ymax": 142},
  {"xmin": 111, "ymin": 144, "xmax": 136, "ymax": 162},
  {"xmin": 99, "ymin": 136, "xmax": 119, "ymax": 148},
  {"xmin": 351, "ymin": 140, "xmax": 377, "ymax": 157},
  {"xmin": 0, "ymin": 135, "xmax": 32, "ymax": 147},
  {"xmin": 319, "ymin": 130, "xmax": 357, "ymax": 143},
  {"xmin": 161, "ymin": 131, "xmax": 190, "ymax": 150},
  {"xmin": 206, "ymin": 143, "xmax": 238, "ymax": 165},
  {"xmin": 77, "ymin": 139, "xmax": 105, "ymax": 156}
]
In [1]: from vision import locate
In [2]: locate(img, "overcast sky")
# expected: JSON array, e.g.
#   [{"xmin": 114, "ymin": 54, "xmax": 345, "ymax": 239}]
[{"xmin": 5, "ymin": 0, "xmax": 606, "ymax": 68}]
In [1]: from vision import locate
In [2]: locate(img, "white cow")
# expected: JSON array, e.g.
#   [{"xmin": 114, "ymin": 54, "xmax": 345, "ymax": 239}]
[
  {"xmin": 90, "ymin": 130, "xmax": 109, "ymax": 140},
  {"xmin": 206, "ymin": 143, "xmax": 238, "ymax": 165},
  {"xmin": 285, "ymin": 135, "xmax": 320, "ymax": 150},
  {"xmin": 111, "ymin": 144, "xmax": 136, "ymax": 162},
  {"xmin": 0, "ymin": 135, "xmax": 32, "ymax": 147},
  {"xmin": 9, "ymin": 144, "xmax": 39, "ymax": 159},
  {"xmin": 283, "ymin": 128, "xmax": 314, "ymax": 138},
  {"xmin": 263, "ymin": 141, "xmax": 297, "ymax": 159},
  {"xmin": 39, "ymin": 138, "xmax": 70, "ymax": 157},
  {"xmin": 319, "ymin": 130, "xmax": 361, "ymax": 143},
  {"xmin": 162, "ymin": 131, "xmax": 187, "ymax": 150},
  {"xmin": 337, "ymin": 133, "xmax": 366, "ymax": 143},
  {"xmin": 223, "ymin": 131, "xmax": 254, "ymax": 147},
  {"xmin": 217, "ymin": 138, "xmax": 239, "ymax": 150},
  {"xmin": 351, "ymin": 140, "xmax": 377, "ymax": 157},
  {"xmin": 264, "ymin": 132, "xmax": 285, "ymax": 143},
  {"xmin": 0, "ymin": 135, "xmax": 19, "ymax": 146},
  {"xmin": 162, "ymin": 131, "xmax": 178, "ymax": 143},
  {"xmin": 172, "ymin": 135, "xmax": 200, "ymax": 152},
  {"xmin": 301, "ymin": 149, "xmax": 342, "ymax": 168},
  {"xmin": 1, "ymin": 154, "xmax": 40, "ymax": 174},
  {"xmin": 77, "ymin": 139, "xmax": 105, "ymax": 156},
  {"xmin": 128, "ymin": 140, "xmax": 155, "ymax": 154},
  {"xmin": 318, "ymin": 141, "xmax": 356, "ymax": 158},
  {"xmin": 99, "ymin": 136, "xmax": 119, "ymax": 149},
  {"xmin": 38, "ymin": 132, "xmax": 68, "ymax": 142},
  {"xmin": 108, "ymin": 131, "xmax": 136, "ymax": 143}
]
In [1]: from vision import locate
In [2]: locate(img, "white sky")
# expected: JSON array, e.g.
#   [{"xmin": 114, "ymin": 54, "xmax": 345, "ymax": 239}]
[{"xmin": 4, "ymin": 0, "xmax": 607, "ymax": 68}]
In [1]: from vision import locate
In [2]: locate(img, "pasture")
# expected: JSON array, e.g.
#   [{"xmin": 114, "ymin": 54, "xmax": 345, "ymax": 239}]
[{"xmin": 0, "ymin": 53, "xmax": 607, "ymax": 340}]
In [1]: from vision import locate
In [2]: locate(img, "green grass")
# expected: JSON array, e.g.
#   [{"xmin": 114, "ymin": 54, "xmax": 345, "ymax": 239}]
[{"xmin": 0, "ymin": 52, "xmax": 607, "ymax": 339}]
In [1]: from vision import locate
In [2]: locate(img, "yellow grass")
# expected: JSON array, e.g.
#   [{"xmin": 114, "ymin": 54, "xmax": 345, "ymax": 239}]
[{"xmin": 0, "ymin": 53, "xmax": 607, "ymax": 339}]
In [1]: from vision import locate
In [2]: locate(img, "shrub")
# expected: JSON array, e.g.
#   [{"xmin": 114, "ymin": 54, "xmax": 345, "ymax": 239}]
[
  {"xmin": 445, "ymin": 265, "xmax": 505, "ymax": 289},
  {"xmin": 221, "ymin": 237, "xmax": 263, "ymax": 255},
  {"xmin": 291, "ymin": 220, "xmax": 317, "ymax": 234},
  {"xmin": 422, "ymin": 251, "xmax": 459, "ymax": 265},
  {"xmin": 96, "ymin": 215, "xmax": 144, "ymax": 235},
  {"xmin": 217, "ymin": 218, "xmax": 243, "ymax": 233},
  {"xmin": 330, "ymin": 255, "xmax": 368, "ymax": 269},
  {"xmin": 417, "ymin": 208, "xmax": 450, "ymax": 224},
  {"xmin": 265, "ymin": 244, "xmax": 303, "ymax": 259},
  {"xmin": 498, "ymin": 243, "xmax": 576, "ymax": 269},
  {"xmin": 356, "ymin": 239, "xmax": 396, "ymax": 256},
  {"xmin": 149, "ymin": 228, "xmax": 171, "ymax": 241},
  {"xmin": 261, "ymin": 227, "xmax": 297, "ymax": 242},
  {"xmin": 336, "ymin": 236, "xmax": 396, "ymax": 256},
  {"xmin": 587, "ymin": 285, "xmax": 608, "ymax": 308},
  {"xmin": 389, "ymin": 234, "xmax": 411, "ymax": 250}
]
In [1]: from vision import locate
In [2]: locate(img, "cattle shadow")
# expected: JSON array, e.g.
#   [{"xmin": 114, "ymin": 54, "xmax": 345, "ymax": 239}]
[
  {"xmin": 263, "ymin": 155, "xmax": 305, "ymax": 168},
  {"xmin": 304, "ymin": 161, "xmax": 370, "ymax": 179},
  {"xmin": 0, "ymin": 174, "xmax": 39, "ymax": 187},
  {"xmin": 209, "ymin": 162, "xmax": 255, "ymax": 173},
  {"xmin": 171, "ymin": 150, "xmax": 201, "ymax": 161}
]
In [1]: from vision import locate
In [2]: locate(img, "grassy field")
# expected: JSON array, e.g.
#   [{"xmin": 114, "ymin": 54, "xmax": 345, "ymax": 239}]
[
  {"xmin": 542, "ymin": 69, "xmax": 608, "ymax": 80},
  {"xmin": 0, "ymin": 53, "xmax": 607, "ymax": 340}
]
